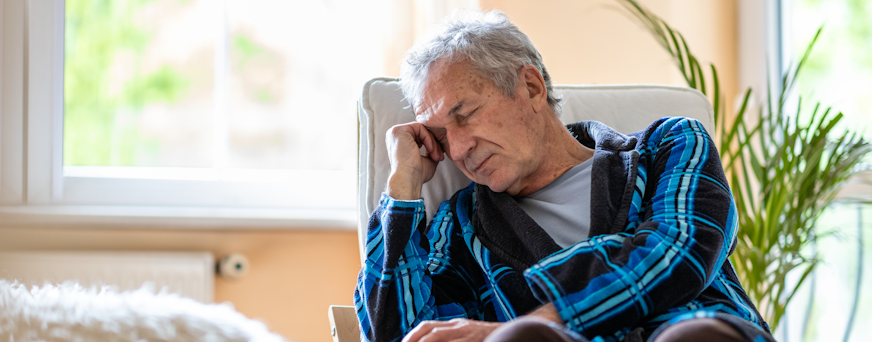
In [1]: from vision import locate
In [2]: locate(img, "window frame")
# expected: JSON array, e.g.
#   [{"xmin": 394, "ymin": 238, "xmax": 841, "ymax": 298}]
[
  {"xmin": 738, "ymin": 0, "xmax": 784, "ymax": 103},
  {"xmin": 0, "ymin": 0, "xmax": 357, "ymax": 229}
]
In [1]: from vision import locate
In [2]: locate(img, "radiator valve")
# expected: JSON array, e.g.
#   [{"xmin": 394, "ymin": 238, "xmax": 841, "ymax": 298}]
[{"xmin": 217, "ymin": 253, "xmax": 249, "ymax": 281}]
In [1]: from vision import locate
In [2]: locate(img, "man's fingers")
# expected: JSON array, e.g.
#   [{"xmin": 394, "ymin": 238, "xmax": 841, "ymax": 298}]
[
  {"xmin": 387, "ymin": 123, "xmax": 443, "ymax": 162},
  {"xmin": 410, "ymin": 123, "xmax": 444, "ymax": 162},
  {"xmin": 384, "ymin": 122, "xmax": 444, "ymax": 199},
  {"xmin": 405, "ymin": 319, "xmax": 501, "ymax": 342},
  {"xmin": 418, "ymin": 325, "xmax": 468, "ymax": 342},
  {"xmin": 403, "ymin": 320, "xmax": 457, "ymax": 342}
]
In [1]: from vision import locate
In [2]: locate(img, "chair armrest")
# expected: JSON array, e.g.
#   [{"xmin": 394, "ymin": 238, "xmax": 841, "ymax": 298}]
[{"xmin": 328, "ymin": 305, "xmax": 360, "ymax": 342}]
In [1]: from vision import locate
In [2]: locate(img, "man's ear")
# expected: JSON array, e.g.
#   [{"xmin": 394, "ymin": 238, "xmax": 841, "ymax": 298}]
[{"xmin": 521, "ymin": 65, "xmax": 548, "ymax": 113}]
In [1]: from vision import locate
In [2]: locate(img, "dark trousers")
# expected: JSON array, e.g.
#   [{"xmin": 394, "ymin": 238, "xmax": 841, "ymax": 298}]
[{"xmin": 483, "ymin": 315, "xmax": 771, "ymax": 342}]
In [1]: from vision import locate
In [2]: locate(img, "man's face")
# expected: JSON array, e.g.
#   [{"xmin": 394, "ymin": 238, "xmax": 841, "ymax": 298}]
[{"xmin": 415, "ymin": 60, "xmax": 546, "ymax": 195}]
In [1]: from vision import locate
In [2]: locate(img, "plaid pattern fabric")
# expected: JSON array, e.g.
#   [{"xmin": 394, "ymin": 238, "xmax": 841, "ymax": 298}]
[{"xmin": 354, "ymin": 117, "xmax": 771, "ymax": 342}]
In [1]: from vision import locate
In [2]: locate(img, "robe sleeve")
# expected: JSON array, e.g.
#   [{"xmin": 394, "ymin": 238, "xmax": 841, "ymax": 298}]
[{"xmin": 354, "ymin": 194, "xmax": 483, "ymax": 342}]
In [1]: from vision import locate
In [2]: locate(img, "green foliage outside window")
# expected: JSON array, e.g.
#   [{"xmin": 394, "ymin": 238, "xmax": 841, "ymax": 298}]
[{"xmin": 64, "ymin": 0, "xmax": 188, "ymax": 166}]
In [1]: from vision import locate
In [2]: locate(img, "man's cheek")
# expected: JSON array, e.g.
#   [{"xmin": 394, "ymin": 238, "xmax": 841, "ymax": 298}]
[{"xmin": 440, "ymin": 140, "xmax": 450, "ymax": 158}]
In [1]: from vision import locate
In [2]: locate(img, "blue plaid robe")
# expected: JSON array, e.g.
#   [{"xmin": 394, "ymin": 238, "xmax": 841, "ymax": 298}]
[{"xmin": 355, "ymin": 117, "xmax": 771, "ymax": 342}]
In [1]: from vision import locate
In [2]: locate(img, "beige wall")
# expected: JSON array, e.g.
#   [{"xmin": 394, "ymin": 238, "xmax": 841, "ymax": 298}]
[
  {"xmin": 0, "ymin": 1, "xmax": 738, "ymax": 342},
  {"xmin": 384, "ymin": 0, "xmax": 739, "ymax": 117},
  {"xmin": 472, "ymin": 0, "xmax": 738, "ymax": 115}
]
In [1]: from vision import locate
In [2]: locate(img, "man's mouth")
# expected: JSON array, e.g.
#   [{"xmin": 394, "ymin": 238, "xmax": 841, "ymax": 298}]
[{"xmin": 471, "ymin": 155, "xmax": 492, "ymax": 173}]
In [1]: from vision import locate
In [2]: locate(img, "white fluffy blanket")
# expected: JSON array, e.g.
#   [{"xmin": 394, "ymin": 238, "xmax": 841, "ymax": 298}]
[{"xmin": 0, "ymin": 280, "xmax": 286, "ymax": 342}]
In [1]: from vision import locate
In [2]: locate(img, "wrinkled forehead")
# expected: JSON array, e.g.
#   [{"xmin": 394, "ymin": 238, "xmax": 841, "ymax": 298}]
[
  {"xmin": 414, "ymin": 60, "xmax": 490, "ymax": 123},
  {"xmin": 413, "ymin": 86, "xmax": 464, "ymax": 126},
  {"xmin": 413, "ymin": 100, "xmax": 440, "ymax": 124}
]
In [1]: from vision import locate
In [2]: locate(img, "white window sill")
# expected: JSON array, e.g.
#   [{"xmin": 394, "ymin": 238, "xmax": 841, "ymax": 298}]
[{"xmin": 0, "ymin": 205, "xmax": 357, "ymax": 230}]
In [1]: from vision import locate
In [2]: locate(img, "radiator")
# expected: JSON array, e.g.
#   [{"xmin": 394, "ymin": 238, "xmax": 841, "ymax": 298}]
[{"xmin": 0, "ymin": 252, "xmax": 214, "ymax": 303}]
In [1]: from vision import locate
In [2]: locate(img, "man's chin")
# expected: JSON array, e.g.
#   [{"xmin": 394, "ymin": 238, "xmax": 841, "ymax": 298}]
[
  {"xmin": 470, "ymin": 172, "xmax": 516, "ymax": 194},
  {"xmin": 479, "ymin": 179, "xmax": 514, "ymax": 195}
]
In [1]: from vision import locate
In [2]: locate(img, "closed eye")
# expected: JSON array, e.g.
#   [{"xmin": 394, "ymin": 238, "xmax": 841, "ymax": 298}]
[{"xmin": 459, "ymin": 107, "xmax": 480, "ymax": 122}]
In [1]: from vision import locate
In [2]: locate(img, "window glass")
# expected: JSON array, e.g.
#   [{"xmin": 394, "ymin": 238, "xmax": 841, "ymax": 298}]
[
  {"xmin": 790, "ymin": 0, "xmax": 872, "ymax": 138},
  {"xmin": 224, "ymin": 0, "xmax": 382, "ymax": 170},
  {"xmin": 64, "ymin": 0, "xmax": 386, "ymax": 172},
  {"xmin": 65, "ymin": 0, "xmax": 215, "ymax": 167},
  {"xmin": 784, "ymin": 1, "xmax": 872, "ymax": 341}
]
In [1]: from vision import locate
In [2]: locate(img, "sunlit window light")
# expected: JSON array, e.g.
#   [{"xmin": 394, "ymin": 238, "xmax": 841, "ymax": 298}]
[{"xmin": 64, "ymin": 0, "xmax": 392, "ymax": 183}]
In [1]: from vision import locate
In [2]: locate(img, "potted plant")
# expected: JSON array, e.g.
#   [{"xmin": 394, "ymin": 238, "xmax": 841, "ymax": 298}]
[{"xmin": 616, "ymin": 0, "xmax": 871, "ymax": 330}]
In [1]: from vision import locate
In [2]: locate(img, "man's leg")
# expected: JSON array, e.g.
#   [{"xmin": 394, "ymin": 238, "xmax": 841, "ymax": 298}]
[
  {"xmin": 653, "ymin": 318, "xmax": 746, "ymax": 342},
  {"xmin": 649, "ymin": 313, "xmax": 776, "ymax": 342},
  {"xmin": 484, "ymin": 318, "xmax": 588, "ymax": 342}
]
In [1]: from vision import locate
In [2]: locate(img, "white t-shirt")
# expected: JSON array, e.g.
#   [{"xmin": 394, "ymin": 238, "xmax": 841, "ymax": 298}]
[{"xmin": 515, "ymin": 159, "xmax": 592, "ymax": 248}]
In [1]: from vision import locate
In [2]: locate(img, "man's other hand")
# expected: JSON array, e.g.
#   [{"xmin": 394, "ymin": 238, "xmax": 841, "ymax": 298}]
[
  {"xmin": 402, "ymin": 318, "xmax": 502, "ymax": 342},
  {"xmin": 385, "ymin": 122, "xmax": 444, "ymax": 200}
]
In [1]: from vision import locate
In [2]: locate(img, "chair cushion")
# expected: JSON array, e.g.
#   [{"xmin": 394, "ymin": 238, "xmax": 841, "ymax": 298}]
[{"xmin": 357, "ymin": 77, "xmax": 714, "ymax": 239}]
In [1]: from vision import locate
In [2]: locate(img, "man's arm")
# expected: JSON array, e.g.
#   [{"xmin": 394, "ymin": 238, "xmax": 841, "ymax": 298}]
[
  {"xmin": 526, "ymin": 303, "xmax": 562, "ymax": 323},
  {"xmin": 355, "ymin": 123, "xmax": 482, "ymax": 342},
  {"xmin": 523, "ymin": 118, "xmax": 738, "ymax": 338},
  {"xmin": 355, "ymin": 193, "xmax": 488, "ymax": 341}
]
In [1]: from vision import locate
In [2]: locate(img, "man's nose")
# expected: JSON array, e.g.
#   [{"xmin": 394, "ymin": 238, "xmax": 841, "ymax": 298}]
[{"xmin": 446, "ymin": 128, "xmax": 474, "ymax": 161}]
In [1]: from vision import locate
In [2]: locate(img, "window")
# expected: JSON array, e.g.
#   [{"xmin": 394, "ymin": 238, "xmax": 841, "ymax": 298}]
[
  {"xmin": 0, "ymin": 0, "xmax": 477, "ymax": 228},
  {"xmin": 774, "ymin": 0, "xmax": 872, "ymax": 341}
]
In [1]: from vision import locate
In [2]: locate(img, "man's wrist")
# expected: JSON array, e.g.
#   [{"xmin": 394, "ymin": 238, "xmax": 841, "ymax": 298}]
[
  {"xmin": 386, "ymin": 174, "xmax": 423, "ymax": 200},
  {"xmin": 526, "ymin": 303, "xmax": 563, "ymax": 325}
]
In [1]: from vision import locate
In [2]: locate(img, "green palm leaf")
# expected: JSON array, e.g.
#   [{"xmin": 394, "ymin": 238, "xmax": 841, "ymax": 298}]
[{"xmin": 616, "ymin": 0, "xmax": 871, "ymax": 329}]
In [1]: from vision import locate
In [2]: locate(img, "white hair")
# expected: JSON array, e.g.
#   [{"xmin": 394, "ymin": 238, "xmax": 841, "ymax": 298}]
[{"xmin": 400, "ymin": 9, "xmax": 563, "ymax": 116}]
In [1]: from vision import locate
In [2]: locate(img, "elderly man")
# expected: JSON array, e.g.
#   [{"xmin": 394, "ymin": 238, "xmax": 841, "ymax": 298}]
[{"xmin": 354, "ymin": 10, "xmax": 773, "ymax": 342}]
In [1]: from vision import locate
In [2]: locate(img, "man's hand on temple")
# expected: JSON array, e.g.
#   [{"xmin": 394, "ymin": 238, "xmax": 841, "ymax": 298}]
[
  {"xmin": 385, "ymin": 122, "xmax": 444, "ymax": 200},
  {"xmin": 402, "ymin": 318, "xmax": 502, "ymax": 342}
]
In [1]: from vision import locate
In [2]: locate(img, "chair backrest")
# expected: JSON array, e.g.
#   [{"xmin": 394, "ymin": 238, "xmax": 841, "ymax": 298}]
[{"xmin": 357, "ymin": 77, "xmax": 714, "ymax": 258}]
